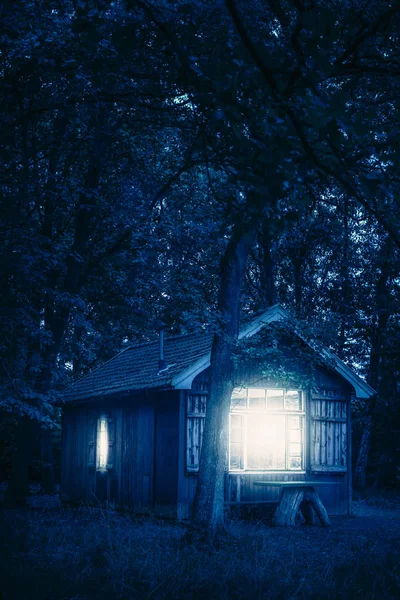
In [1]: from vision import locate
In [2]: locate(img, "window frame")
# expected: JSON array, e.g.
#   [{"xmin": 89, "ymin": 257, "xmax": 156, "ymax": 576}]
[{"xmin": 229, "ymin": 387, "xmax": 305, "ymax": 473}]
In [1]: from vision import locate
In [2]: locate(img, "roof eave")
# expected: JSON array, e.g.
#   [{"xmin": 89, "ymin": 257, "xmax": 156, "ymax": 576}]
[{"xmin": 61, "ymin": 383, "xmax": 174, "ymax": 405}]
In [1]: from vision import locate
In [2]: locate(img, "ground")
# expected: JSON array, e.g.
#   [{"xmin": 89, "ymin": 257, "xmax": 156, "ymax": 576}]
[{"xmin": 0, "ymin": 487, "xmax": 399, "ymax": 599}]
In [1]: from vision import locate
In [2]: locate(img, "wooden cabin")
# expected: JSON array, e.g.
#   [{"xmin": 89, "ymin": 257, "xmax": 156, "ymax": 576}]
[{"xmin": 61, "ymin": 304, "xmax": 375, "ymax": 519}]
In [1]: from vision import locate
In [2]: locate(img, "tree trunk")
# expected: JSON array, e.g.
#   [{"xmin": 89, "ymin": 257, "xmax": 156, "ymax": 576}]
[
  {"xmin": 4, "ymin": 417, "xmax": 32, "ymax": 507},
  {"xmin": 353, "ymin": 411, "xmax": 375, "ymax": 492},
  {"xmin": 190, "ymin": 224, "xmax": 256, "ymax": 538},
  {"xmin": 40, "ymin": 428, "xmax": 56, "ymax": 494}
]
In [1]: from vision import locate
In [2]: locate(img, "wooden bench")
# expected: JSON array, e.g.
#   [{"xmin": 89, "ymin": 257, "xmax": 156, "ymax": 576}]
[{"xmin": 253, "ymin": 481, "xmax": 337, "ymax": 527}]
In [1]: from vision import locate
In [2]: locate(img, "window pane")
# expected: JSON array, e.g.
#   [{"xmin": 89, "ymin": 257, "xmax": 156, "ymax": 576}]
[
  {"xmin": 231, "ymin": 413, "xmax": 242, "ymax": 426},
  {"xmin": 289, "ymin": 456, "xmax": 302, "ymax": 470},
  {"xmin": 231, "ymin": 387, "xmax": 247, "ymax": 410},
  {"xmin": 247, "ymin": 414, "xmax": 285, "ymax": 469},
  {"xmin": 230, "ymin": 424, "xmax": 242, "ymax": 443},
  {"xmin": 230, "ymin": 443, "xmax": 242, "ymax": 469},
  {"xmin": 289, "ymin": 416, "xmax": 302, "ymax": 430},
  {"xmin": 285, "ymin": 390, "xmax": 301, "ymax": 411},
  {"xmin": 289, "ymin": 443, "xmax": 302, "ymax": 457},
  {"xmin": 248, "ymin": 388, "xmax": 266, "ymax": 410},
  {"xmin": 229, "ymin": 414, "xmax": 243, "ymax": 469},
  {"xmin": 267, "ymin": 389, "xmax": 284, "ymax": 411},
  {"xmin": 289, "ymin": 429, "xmax": 301, "ymax": 443}
]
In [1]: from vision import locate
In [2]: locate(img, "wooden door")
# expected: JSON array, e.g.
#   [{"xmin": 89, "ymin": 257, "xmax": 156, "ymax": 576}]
[{"xmin": 122, "ymin": 403, "xmax": 155, "ymax": 509}]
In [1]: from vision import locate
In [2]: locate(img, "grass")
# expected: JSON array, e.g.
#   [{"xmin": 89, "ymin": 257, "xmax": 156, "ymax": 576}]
[{"xmin": 1, "ymin": 503, "xmax": 400, "ymax": 599}]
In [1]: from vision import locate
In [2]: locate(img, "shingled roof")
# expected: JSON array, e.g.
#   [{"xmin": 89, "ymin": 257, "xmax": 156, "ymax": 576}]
[
  {"xmin": 62, "ymin": 304, "xmax": 375, "ymax": 403},
  {"xmin": 62, "ymin": 331, "xmax": 214, "ymax": 403}
]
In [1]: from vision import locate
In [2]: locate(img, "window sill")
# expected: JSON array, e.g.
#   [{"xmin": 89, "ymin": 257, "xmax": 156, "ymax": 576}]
[{"xmin": 228, "ymin": 470, "xmax": 306, "ymax": 475}]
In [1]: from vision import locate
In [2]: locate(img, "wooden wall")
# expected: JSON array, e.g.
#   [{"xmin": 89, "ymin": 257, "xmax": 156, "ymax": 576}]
[
  {"xmin": 153, "ymin": 391, "xmax": 180, "ymax": 515},
  {"xmin": 61, "ymin": 360, "xmax": 354, "ymax": 519},
  {"xmin": 61, "ymin": 406, "xmax": 88, "ymax": 502},
  {"xmin": 61, "ymin": 391, "xmax": 181, "ymax": 516},
  {"xmin": 121, "ymin": 402, "xmax": 154, "ymax": 509}
]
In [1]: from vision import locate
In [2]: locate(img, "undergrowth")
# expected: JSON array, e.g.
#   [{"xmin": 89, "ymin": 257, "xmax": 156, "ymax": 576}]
[{"xmin": 1, "ymin": 505, "xmax": 400, "ymax": 599}]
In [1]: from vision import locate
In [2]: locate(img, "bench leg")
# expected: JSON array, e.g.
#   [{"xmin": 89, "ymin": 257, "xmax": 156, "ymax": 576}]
[
  {"xmin": 273, "ymin": 488, "xmax": 305, "ymax": 527},
  {"xmin": 305, "ymin": 490, "xmax": 330, "ymax": 527},
  {"xmin": 300, "ymin": 499, "xmax": 315, "ymax": 525}
]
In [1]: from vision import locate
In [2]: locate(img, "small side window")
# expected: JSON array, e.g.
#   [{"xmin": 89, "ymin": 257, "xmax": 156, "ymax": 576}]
[{"xmin": 97, "ymin": 416, "xmax": 108, "ymax": 470}]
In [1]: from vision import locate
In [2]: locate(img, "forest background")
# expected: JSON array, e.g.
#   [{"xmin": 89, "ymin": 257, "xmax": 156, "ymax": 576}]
[{"xmin": 1, "ymin": 0, "xmax": 400, "ymax": 506}]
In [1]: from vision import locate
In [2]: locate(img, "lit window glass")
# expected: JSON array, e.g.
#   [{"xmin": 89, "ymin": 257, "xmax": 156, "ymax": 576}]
[
  {"xmin": 267, "ymin": 389, "xmax": 284, "ymax": 410},
  {"xmin": 97, "ymin": 417, "xmax": 108, "ymax": 469},
  {"xmin": 229, "ymin": 414, "xmax": 243, "ymax": 469},
  {"xmin": 231, "ymin": 387, "xmax": 247, "ymax": 410},
  {"xmin": 285, "ymin": 390, "xmax": 301, "ymax": 411},
  {"xmin": 248, "ymin": 388, "xmax": 266, "ymax": 410},
  {"xmin": 229, "ymin": 387, "xmax": 304, "ymax": 471},
  {"xmin": 247, "ymin": 414, "xmax": 286, "ymax": 469}
]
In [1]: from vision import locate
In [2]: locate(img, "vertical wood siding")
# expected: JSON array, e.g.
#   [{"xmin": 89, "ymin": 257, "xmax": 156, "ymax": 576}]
[
  {"xmin": 310, "ymin": 390, "xmax": 348, "ymax": 472},
  {"xmin": 61, "ymin": 407, "xmax": 88, "ymax": 502},
  {"xmin": 62, "ymin": 368, "xmax": 353, "ymax": 517},
  {"xmin": 186, "ymin": 379, "xmax": 207, "ymax": 472},
  {"xmin": 121, "ymin": 406, "xmax": 137, "ymax": 507},
  {"xmin": 62, "ymin": 405, "xmax": 122, "ymax": 506},
  {"xmin": 63, "ymin": 393, "xmax": 183, "ymax": 513},
  {"xmin": 86, "ymin": 409, "xmax": 97, "ymax": 500},
  {"xmin": 121, "ymin": 402, "xmax": 155, "ymax": 509},
  {"xmin": 154, "ymin": 391, "xmax": 180, "ymax": 511}
]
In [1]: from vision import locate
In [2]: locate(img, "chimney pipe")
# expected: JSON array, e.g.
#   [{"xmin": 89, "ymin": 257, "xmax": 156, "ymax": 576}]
[{"xmin": 158, "ymin": 325, "xmax": 166, "ymax": 371}]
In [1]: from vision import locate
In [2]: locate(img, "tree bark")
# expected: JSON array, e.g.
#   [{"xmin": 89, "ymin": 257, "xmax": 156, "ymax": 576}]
[{"xmin": 190, "ymin": 224, "xmax": 256, "ymax": 538}]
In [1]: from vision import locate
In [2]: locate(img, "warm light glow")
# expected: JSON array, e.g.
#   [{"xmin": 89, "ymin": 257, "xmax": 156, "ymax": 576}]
[
  {"xmin": 247, "ymin": 414, "xmax": 286, "ymax": 469},
  {"xmin": 97, "ymin": 417, "xmax": 108, "ymax": 469},
  {"xmin": 229, "ymin": 388, "xmax": 304, "ymax": 471}
]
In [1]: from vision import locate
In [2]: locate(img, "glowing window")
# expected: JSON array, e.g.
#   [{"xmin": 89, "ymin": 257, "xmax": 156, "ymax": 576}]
[
  {"xmin": 229, "ymin": 388, "xmax": 304, "ymax": 471},
  {"xmin": 97, "ymin": 417, "xmax": 108, "ymax": 469}
]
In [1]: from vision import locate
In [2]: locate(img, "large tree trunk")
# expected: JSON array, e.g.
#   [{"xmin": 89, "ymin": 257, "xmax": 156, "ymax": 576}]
[
  {"xmin": 40, "ymin": 429, "xmax": 56, "ymax": 495},
  {"xmin": 190, "ymin": 224, "xmax": 255, "ymax": 538}
]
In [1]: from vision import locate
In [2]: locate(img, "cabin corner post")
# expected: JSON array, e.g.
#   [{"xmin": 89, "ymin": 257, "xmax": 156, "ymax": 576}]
[
  {"xmin": 60, "ymin": 409, "xmax": 68, "ymax": 502},
  {"xmin": 177, "ymin": 389, "xmax": 188, "ymax": 521},
  {"xmin": 114, "ymin": 407, "xmax": 123, "ymax": 506},
  {"xmin": 347, "ymin": 395, "xmax": 353, "ymax": 515},
  {"xmin": 305, "ymin": 387, "xmax": 312, "ymax": 476}
]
